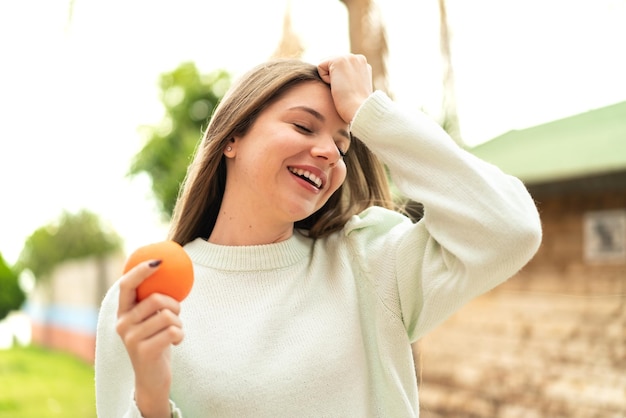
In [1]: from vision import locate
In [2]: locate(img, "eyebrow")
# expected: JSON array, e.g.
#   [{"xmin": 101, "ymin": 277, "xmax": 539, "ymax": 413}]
[{"xmin": 288, "ymin": 106, "xmax": 351, "ymax": 141}]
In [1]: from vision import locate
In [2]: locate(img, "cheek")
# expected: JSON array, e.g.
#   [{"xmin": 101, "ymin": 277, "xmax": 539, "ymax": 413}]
[{"xmin": 328, "ymin": 163, "xmax": 348, "ymax": 194}]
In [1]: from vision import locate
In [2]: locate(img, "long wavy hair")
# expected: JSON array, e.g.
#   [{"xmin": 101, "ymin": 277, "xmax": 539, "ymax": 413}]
[{"xmin": 168, "ymin": 59, "xmax": 394, "ymax": 246}]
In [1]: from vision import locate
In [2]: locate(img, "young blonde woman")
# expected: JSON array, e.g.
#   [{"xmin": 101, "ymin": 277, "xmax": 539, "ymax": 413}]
[{"xmin": 95, "ymin": 54, "xmax": 542, "ymax": 417}]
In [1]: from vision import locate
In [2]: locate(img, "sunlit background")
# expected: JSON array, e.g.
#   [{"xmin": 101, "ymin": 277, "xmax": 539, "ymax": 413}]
[
  {"xmin": 2, "ymin": 1, "xmax": 626, "ymax": 416},
  {"xmin": 2, "ymin": 0, "xmax": 625, "ymax": 265}
]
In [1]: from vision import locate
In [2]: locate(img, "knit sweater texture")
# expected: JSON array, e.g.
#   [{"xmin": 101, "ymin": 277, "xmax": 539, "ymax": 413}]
[{"xmin": 95, "ymin": 91, "xmax": 542, "ymax": 417}]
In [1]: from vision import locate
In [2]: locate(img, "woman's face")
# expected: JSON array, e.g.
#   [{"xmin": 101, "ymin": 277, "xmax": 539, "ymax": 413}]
[{"xmin": 225, "ymin": 81, "xmax": 350, "ymax": 226}]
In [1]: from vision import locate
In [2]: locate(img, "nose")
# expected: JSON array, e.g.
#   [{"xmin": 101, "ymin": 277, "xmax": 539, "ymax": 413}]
[{"xmin": 311, "ymin": 136, "xmax": 341, "ymax": 165}]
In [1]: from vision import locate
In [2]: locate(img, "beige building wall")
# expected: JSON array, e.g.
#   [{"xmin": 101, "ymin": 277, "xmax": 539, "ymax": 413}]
[
  {"xmin": 28, "ymin": 253, "xmax": 125, "ymax": 363},
  {"xmin": 418, "ymin": 187, "xmax": 626, "ymax": 417}
]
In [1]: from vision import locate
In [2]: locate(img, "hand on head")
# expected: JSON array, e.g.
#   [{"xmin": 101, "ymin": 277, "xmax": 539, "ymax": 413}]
[{"xmin": 317, "ymin": 54, "xmax": 373, "ymax": 125}]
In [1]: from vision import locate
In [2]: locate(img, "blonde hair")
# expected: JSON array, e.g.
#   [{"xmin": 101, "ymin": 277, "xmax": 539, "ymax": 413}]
[{"xmin": 168, "ymin": 59, "xmax": 394, "ymax": 245}]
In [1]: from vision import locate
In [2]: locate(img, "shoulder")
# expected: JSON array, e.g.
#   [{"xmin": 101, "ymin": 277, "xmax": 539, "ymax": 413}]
[
  {"xmin": 333, "ymin": 206, "xmax": 416, "ymax": 260},
  {"xmin": 344, "ymin": 206, "xmax": 412, "ymax": 239},
  {"xmin": 309, "ymin": 206, "xmax": 413, "ymax": 261}
]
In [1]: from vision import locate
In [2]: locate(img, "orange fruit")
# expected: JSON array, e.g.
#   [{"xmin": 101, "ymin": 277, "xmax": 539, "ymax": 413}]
[{"xmin": 123, "ymin": 240, "xmax": 194, "ymax": 302}]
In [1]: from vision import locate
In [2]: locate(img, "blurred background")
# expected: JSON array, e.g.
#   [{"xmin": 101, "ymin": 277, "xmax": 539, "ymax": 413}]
[{"xmin": 0, "ymin": 0, "xmax": 625, "ymax": 417}]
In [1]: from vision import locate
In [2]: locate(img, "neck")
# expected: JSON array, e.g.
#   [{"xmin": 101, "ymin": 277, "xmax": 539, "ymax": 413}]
[{"xmin": 208, "ymin": 210, "xmax": 294, "ymax": 246}]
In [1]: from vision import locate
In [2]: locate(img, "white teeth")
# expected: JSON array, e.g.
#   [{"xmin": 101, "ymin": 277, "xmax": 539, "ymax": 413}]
[{"xmin": 289, "ymin": 167, "xmax": 322, "ymax": 188}]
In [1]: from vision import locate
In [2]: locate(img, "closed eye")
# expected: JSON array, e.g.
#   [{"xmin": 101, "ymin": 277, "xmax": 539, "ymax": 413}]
[
  {"xmin": 294, "ymin": 123, "xmax": 313, "ymax": 134},
  {"xmin": 294, "ymin": 122, "xmax": 347, "ymax": 158}
]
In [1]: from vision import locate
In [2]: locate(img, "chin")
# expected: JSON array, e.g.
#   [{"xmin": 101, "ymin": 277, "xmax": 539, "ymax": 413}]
[{"xmin": 287, "ymin": 205, "xmax": 322, "ymax": 224}]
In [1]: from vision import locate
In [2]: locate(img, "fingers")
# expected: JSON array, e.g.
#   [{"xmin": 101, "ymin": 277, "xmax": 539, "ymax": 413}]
[
  {"xmin": 118, "ymin": 291, "xmax": 181, "ymax": 326},
  {"xmin": 116, "ymin": 292, "xmax": 181, "ymax": 336},
  {"xmin": 317, "ymin": 60, "xmax": 332, "ymax": 84},
  {"xmin": 317, "ymin": 54, "xmax": 371, "ymax": 86},
  {"xmin": 117, "ymin": 259, "xmax": 161, "ymax": 315},
  {"xmin": 121, "ymin": 306, "xmax": 184, "ymax": 354},
  {"xmin": 317, "ymin": 54, "xmax": 373, "ymax": 123},
  {"xmin": 116, "ymin": 293, "xmax": 184, "ymax": 359}
]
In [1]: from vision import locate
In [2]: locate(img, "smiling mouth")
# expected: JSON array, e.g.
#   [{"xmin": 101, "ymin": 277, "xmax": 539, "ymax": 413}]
[{"xmin": 288, "ymin": 167, "xmax": 323, "ymax": 189}]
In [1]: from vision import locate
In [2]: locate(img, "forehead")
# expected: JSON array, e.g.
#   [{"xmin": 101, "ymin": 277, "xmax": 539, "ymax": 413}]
[
  {"xmin": 270, "ymin": 81, "xmax": 346, "ymax": 125},
  {"xmin": 280, "ymin": 80, "xmax": 330, "ymax": 99}
]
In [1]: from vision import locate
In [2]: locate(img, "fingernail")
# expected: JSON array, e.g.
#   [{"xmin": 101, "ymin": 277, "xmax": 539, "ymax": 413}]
[{"xmin": 148, "ymin": 259, "xmax": 162, "ymax": 268}]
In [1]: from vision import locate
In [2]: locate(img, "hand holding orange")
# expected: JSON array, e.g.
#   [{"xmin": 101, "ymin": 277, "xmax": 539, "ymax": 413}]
[{"xmin": 123, "ymin": 240, "xmax": 194, "ymax": 302}]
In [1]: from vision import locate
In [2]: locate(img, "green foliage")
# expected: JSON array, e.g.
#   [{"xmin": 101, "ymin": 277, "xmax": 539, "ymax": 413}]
[
  {"xmin": 0, "ymin": 345, "xmax": 95, "ymax": 417},
  {"xmin": 130, "ymin": 62, "xmax": 231, "ymax": 219},
  {"xmin": 0, "ymin": 253, "xmax": 24, "ymax": 321},
  {"xmin": 17, "ymin": 209, "xmax": 122, "ymax": 281}
]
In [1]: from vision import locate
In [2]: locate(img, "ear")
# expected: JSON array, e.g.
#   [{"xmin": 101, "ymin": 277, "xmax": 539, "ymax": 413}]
[{"xmin": 223, "ymin": 138, "xmax": 236, "ymax": 157}]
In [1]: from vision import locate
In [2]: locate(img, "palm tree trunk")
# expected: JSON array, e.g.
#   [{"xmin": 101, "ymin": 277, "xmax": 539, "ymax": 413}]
[
  {"xmin": 272, "ymin": 0, "xmax": 305, "ymax": 59},
  {"xmin": 438, "ymin": 0, "xmax": 464, "ymax": 146},
  {"xmin": 339, "ymin": 0, "xmax": 391, "ymax": 97}
]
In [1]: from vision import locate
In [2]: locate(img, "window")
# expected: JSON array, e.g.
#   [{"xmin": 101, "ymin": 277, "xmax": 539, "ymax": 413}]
[{"xmin": 583, "ymin": 209, "xmax": 626, "ymax": 263}]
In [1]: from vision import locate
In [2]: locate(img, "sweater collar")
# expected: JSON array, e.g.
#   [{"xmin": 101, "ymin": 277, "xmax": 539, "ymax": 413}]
[{"xmin": 184, "ymin": 231, "xmax": 312, "ymax": 272}]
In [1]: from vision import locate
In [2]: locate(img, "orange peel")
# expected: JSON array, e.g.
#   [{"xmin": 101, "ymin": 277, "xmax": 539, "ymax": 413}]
[{"xmin": 123, "ymin": 240, "xmax": 194, "ymax": 302}]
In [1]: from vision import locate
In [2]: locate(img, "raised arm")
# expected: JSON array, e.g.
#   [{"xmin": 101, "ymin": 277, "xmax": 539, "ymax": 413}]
[{"xmin": 348, "ymin": 90, "xmax": 542, "ymax": 340}]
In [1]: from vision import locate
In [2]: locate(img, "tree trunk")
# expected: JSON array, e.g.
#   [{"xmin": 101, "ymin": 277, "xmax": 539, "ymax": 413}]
[
  {"xmin": 438, "ymin": 0, "xmax": 464, "ymax": 146},
  {"xmin": 339, "ymin": 0, "xmax": 391, "ymax": 96},
  {"xmin": 272, "ymin": 0, "xmax": 305, "ymax": 60}
]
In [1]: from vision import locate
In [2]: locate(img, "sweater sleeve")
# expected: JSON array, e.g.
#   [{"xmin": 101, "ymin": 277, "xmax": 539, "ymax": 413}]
[
  {"xmin": 95, "ymin": 282, "xmax": 184, "ymax": 418},
  {"xmin": 347, "ymin": 91, "xmax": 542, "ymax": 342}
]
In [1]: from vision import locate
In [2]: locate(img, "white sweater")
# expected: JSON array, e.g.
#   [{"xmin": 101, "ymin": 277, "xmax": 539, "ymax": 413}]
[{"xmin": 95, "ymin": 91, "xmax": 542, "ymax": 417}]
